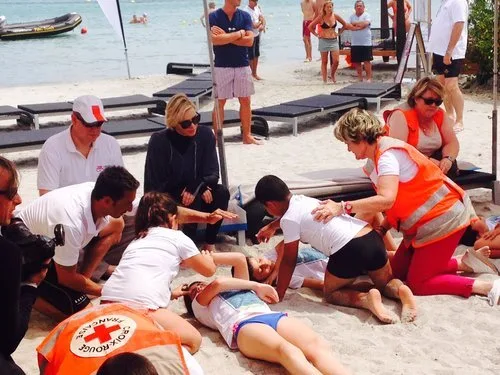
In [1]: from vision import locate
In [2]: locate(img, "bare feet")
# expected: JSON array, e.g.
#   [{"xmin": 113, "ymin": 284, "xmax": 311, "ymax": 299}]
[
  {"xmin": 252, "ymin": 74, "xmax": 262, "ymax": 80},
  {"xmin": 453, "ymin": 121, "xmax": 464, "ymax": 133},
  {"xmin": 366, "ymin": 289, "xmax": 398, "ymax": 324},
  {"xmin": 398, "ymin": 285, "xmax": 418, "ymax": 323},
  {"xmin": 243, "ymin": 135, "xmax": 263, "ymax": 145}
]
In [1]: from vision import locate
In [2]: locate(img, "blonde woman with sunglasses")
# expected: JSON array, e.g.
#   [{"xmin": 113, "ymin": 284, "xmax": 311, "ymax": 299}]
[{"xmin": 144, "ymin": 94, "xmax": 230, "ymax": 252}]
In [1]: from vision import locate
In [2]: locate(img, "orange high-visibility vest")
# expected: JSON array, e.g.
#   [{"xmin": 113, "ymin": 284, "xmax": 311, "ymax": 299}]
[
  {"xmin": 366, "ymin": 137, "xmax": 473, "ymax": 247},
  {"xmin": 37, "ymin": 303, "xmax": 189, "ymax": 375},
  {"xmin": 383, "ymin": 107, "xmax": 445, "ymax": 148}
]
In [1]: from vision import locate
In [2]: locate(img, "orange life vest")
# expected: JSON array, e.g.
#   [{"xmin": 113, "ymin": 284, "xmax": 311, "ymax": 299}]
[
  {"xmin": 365, "ymin": 136, "xmax": 474, "ymax": 247},
  {"xmin": 383, "ymin": 107, "xmax": 445, "ymax": 148},
  {"xmin": 37, "ymin": 303, "xmax": 189, "ymax": 375}
]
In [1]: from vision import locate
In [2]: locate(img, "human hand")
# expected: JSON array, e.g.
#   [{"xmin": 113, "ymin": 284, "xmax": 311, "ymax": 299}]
[
  {"xmin": 211, "ymin": 25, "xmax": 225, "ymax": 35},
  {"xmin": 482, "ymin": 227, "xmax": 500, "ymax": 241},
  {"xmin": 201, "ymin": 188, "xmax": 213, "ymax": 204},
  {"xmin": 264, "ymin": 269, "xmax": 279, "ymax": 286},
  {"xmin": 206, "ymin": 208, "xmax": 237, "ymax": 224},
  {"xmin": 171, "ymin": 284, "xmax": 190, "ymax": 300},
  {"xmin": 256, "ymin": 224, "xmax": 277, "ymax": 243},
  {"xmin": 254, "ymin": 283, "xmax": 279, "ymax": 304},
  {"xmin": 429, "ymin": 157, "xmax": 440, "ymax": 167},
  {"xmin": 311, "ymin": 200, "xmax": 342, "ymax": 223},
  {"xmin": 374, "ymin": 225, "xmax": 388, "ymax": 238},
  {"xmin": 444, "ymin": 54, "xmax": 452, "ymax": 65},
  {"xmin": 181, "ymin": 189, "xmax": 195, "ymax": 206},
  {"xmin": 439, "ymin": 158, "xmax": 453, "ymax": 174}
]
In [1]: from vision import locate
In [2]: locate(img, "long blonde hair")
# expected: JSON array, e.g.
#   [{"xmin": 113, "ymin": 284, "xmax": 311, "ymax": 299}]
[{"xmin": 323, "ymin": 1, "xmax": 334, "ymax": 17}]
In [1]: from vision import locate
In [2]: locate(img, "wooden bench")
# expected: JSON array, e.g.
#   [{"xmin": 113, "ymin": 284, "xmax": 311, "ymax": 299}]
[
  {"xmin": 339, "ymin": 49, "xmax": 397, "ymax": 57},
  {"xmin": 338, "ymin": 27, "xmax": 396, "ymax": 61}
]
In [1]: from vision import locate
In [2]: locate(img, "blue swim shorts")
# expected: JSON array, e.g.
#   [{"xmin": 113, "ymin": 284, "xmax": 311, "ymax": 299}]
[{"xmin": 233, "ymin": 312, "xmax": 288, "ymax": 340}]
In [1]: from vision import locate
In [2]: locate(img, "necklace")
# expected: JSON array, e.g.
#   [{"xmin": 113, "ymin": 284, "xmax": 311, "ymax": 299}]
[{"xmin": 420, "ymin": 123, "xmax": 435, "ymax": 136}]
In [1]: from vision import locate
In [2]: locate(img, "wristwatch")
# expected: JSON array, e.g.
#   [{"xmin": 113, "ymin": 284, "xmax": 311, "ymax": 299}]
[
  {"xmin": 341, "ymin": 201, "xmax": 353, "ymax": 215},
  {"xmin": 443, "ymin": 155, "xmax": 455, "ymax": 162}
]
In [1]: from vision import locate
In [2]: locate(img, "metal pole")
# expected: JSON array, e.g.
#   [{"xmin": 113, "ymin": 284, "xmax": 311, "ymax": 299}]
[
  {"xmin": 203, "ymin": 0, "xmax": 229, "ymax": 187},
  {"xmin": 115, "ymin": 0, "xmax": 131, "ymax": 79},
  {"xmin": 493, "ymin": 0, "xmax": 498, "ymax": 179},
  {"xmin": 396, "ymin": 0, "xmax": 406, "ymax": 62}
]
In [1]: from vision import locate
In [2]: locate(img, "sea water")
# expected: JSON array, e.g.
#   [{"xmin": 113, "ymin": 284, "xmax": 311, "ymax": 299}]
[{"xmin": 0, "ymin": 0, "xmax": 437, "ymax": 87}]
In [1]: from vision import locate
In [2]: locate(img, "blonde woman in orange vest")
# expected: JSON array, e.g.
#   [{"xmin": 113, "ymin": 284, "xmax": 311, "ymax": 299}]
[
  {"xmin": 384, "ymin": 77, "xmax": 460, "ymax": 178},
  {"xmin": 312, "ymin": 108, "xmax": 500, "ymax": 305}
]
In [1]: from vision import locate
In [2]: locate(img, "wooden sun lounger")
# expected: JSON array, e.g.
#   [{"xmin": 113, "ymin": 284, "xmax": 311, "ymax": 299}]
[
  {"xmin": 147, "ymin": 110, "xmax": 270, "ymax": 139},
  {"xmin": 252, "ymin": 95, "xmax": 367, "ymax": 136},
  {"xmin": 332, "ymin": 82, "xmax": 401, "ymax": 112}
]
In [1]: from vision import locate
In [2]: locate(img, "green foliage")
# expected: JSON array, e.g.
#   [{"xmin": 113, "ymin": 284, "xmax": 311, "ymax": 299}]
[{"xmin": 467, "ymin": 0, "xmax": 497, "ymax": 84}]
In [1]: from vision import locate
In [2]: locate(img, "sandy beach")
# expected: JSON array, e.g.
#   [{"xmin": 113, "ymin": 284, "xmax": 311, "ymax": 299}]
[{"xmin": 4, "ymin": 60, "xmax": 500, "ymax": 375}]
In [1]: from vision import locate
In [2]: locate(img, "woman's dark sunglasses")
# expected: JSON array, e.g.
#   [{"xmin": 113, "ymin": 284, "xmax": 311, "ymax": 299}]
[
  {"xmin": 0, "ymin": 186, "xmax": 18, "ymax": 200},
  {"xmin": 75, "ymin": 113, "xmax": 104, "ymax": 128},
  {"xmin": 179, "ymin": 113, "xmax": 201, "ymax": 129},
  {"xmin": 420, "ymin": 97, "xmax": 443, "ymax": 106}
]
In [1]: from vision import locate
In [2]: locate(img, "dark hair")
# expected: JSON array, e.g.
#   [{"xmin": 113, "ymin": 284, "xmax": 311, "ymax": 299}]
[
  {"xmin": 96, "ymin": 352, "xmax": 158, "ymax": 375},
  {"xmin": 91, "ymin": 166, "xmax": 140, "ymax": 202},
  {"xmin": 183, "ymin": 281, "xmax": 203, "ymax": 316},
  {"xmin": 254, "ymin": 175, "xmax": 290, "ymax": 204},
  {"xmin": 459, "ymin": 225, "xmax": 479, "ymax": 247},
  {"xmin": 135, "ymin": 192, "xmax": 178, "ymax": 238},
  {"xmin": 0, "ymin": 156, "xmax": 19, "ymax": 191},
  {"xmin": 230, "ymin": 257, "xmax": 258, "ymax": 281}
]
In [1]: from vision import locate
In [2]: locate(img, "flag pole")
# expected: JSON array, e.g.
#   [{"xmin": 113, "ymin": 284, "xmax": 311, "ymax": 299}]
[{"xmin": 115, "ymin": 0, "xmax": 131, "ymax": 79}]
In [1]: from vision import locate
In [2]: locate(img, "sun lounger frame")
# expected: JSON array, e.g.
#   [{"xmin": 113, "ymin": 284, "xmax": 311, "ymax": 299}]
[{"xmin": 331, "ymin": 82, "xmax": 401, "ymax": 113}]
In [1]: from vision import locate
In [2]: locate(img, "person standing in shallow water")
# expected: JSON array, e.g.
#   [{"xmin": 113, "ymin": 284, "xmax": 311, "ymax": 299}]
[{"xmin": 301, "ymin": 0, "xmax": 316, "ymax": 62}]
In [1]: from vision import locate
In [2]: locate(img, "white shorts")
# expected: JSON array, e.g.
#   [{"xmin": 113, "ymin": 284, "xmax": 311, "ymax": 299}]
[{"xmin": 214, "ymin": 66, "xmax": 255, "ymax": 99}]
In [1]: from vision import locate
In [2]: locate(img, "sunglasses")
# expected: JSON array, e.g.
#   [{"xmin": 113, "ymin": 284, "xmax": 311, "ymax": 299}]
[
  {"xmin": 419, "ymin": 97, "xmax": 443, "ymax": 106},
  {"xmin": 0, "ymin": 186, "xmax": 18, "ymax": 200},
  {"xmin": 179, "ymin": 113, "xmax": 201, "ymax": 129},
  {"xmin": 75, "ymin": 113, "xmax": 104, "ymax": 128}
]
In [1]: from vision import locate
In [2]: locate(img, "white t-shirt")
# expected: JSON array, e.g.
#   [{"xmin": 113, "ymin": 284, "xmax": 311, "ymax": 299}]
[
  {"xmin": 428, "ymin": 0, "xmax": 468, "ymax": 59},
  {"xmin": 17, "ymin": 182, "xmax": 110, "ymax": 267},
  {"xmin": 192, "ymin": 290, "xmax": 271, "ymax": 349},
  {"xmin": 265, "ymin": 247, "xmax": 327, "ymax": 289},
  {"xmin": 349, "ymin": 12, "xmax": 372, "ymax": 46},
  {"xmin": 101, "ymin": 227, "xmax": 200, "ymax": 309},
  {"xmin": 280, "ymin": 195, "xmax": 367, "ymax": 256},
  {"xmin": 367, "ymin": 149, "xmax": 418, "ymax": 185},
  {"xmin": 243, "ymin": 5, "xmax": 262, "ymax": 36},
  {"xmin": 37, "ymin": 127, "xmax": 123, "ymax": 191}
]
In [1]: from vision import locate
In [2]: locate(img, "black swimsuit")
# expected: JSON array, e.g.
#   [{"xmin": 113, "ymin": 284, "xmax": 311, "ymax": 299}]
[{"xmin": 320, "ymin": 21, "xmax": 337, "ymax": 29}]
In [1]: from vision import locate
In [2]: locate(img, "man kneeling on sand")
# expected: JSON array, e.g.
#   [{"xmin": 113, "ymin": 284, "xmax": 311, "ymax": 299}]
[{"xmin": 254, "ymin": 175, "xmax": 418, "ymax": 323}]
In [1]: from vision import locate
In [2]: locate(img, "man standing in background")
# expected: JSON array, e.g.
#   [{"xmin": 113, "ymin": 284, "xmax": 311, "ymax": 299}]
[
  {"xmin": 313, "ymin": 0, "xmax": 325, "ymax": 17},
  {"xmin": 244, "ymin": 0, "xmax": 266, "ymax": 79},
  {"xmin": 428, "ymin": 0, "xmax": 468, "ymax": 133},
  {"xmin": 210, "ymin": 0, "xmax": 261, "ymax": 145},
  {"xmin": 301, "ymin": 0, "xmax": 315, "ymax": 62},
  {"xmin": 349, "ymin": 0, "xmax": 373, "ymax": 82}
]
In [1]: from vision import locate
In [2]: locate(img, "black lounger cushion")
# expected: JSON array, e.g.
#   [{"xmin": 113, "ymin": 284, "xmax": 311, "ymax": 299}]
[
  {"xmin": 100, "ymin": 95, "xmax": 162, "ymax": 109},
  {"xmin": 282, "ymin": 94, "xmax": 366, "ymax": 110},
  {"xmin": 101, "ymin": 118, "xmax": 164, "ymax": 137},
  {"xmin": 252, "ymin": 104, "xmax": 321, "ymax": 117},
  {"xmin": 17, "ymin": 102, "xmax": 73, "ymax": 114},
  {"xmin": 152, "ymin": 87, "xmax": 211, "ymax": 98}
]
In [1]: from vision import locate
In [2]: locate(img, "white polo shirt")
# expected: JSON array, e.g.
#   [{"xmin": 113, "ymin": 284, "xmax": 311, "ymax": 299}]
[
  {"xmin": 37, "ymin": 127, "xmax": 123, "ymax": 191},
  {"xmin": 428, "ymin": 0, "xmax": 468, "ymax": 59},
  {"xmin": 17, "ymin": 182, "xmax": 110, "ymax": 267}
]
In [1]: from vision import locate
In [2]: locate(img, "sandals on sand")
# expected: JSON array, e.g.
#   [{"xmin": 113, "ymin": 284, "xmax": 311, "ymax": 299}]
[
  {"xmin": 462, "ymin": 247, "xmax": 499, "ymax": 275},
  {"xmin": 488, "ymin": 279, "xmax": 500, "ymax": 306}
]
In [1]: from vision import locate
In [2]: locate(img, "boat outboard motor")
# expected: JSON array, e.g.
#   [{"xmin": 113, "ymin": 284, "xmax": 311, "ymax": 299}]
[{"xmin": 0, "ymin": 16, "xmax": 6, "ymax": 31}]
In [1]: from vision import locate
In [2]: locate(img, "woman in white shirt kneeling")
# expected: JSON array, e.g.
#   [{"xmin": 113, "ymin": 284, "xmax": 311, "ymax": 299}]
[{"xmin": 101, "ymin": 192, "xmax": 217, "ymax": 354}]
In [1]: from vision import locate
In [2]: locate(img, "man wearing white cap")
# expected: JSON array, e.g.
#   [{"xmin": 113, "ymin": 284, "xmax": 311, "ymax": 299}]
[
  {"xmin": 37, "ymin": 95, "xmax": 125, "ymax": 281},
  {"xmin": 37, "ymin": 95, "xmax": 123, "ymax": 194}
]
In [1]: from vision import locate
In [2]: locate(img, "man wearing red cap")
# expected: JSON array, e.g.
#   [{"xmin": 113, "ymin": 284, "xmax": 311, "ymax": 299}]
[{"xmin": 37, "ymin": 95, "xmax": 126, "ymax": 282}]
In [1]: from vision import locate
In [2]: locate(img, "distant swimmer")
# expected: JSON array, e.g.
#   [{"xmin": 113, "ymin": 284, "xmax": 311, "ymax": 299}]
[
  {"xmin": 129, "ymin": 14, "xmax": 140, "ymax": 24},
  {"xmin": 140, "ymin": 13, "xmax": 148, "ymax": 24},
  {"xmin": 200, "ymin": 1, "xmax": 216, "ymax": 27}
]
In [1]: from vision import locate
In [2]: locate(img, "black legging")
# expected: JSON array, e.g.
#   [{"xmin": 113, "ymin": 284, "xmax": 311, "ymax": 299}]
[
  {"xmin": 181, "ymin": 184, "xmax": 230, "ymax": 244},
  {"xmin": 0, "ymin": 355, "xmax": 25, "ymax": 375}
]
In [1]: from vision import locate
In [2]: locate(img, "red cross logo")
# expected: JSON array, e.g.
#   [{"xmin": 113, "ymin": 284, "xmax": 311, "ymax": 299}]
[{"xmin": 84, "ymin": 324, "xmax": 121, "ymax": 344}]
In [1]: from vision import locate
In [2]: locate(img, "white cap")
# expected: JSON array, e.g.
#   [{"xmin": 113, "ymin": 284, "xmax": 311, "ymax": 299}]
[{"xmin": 72, "ymin": 95, "xmax": 107, "ymax": 123}]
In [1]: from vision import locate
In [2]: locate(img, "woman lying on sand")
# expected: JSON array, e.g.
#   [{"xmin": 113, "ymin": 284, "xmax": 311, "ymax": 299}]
[{"xmin": 183, "ymin": 253, "xmax": 350, "ymax": 375}]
